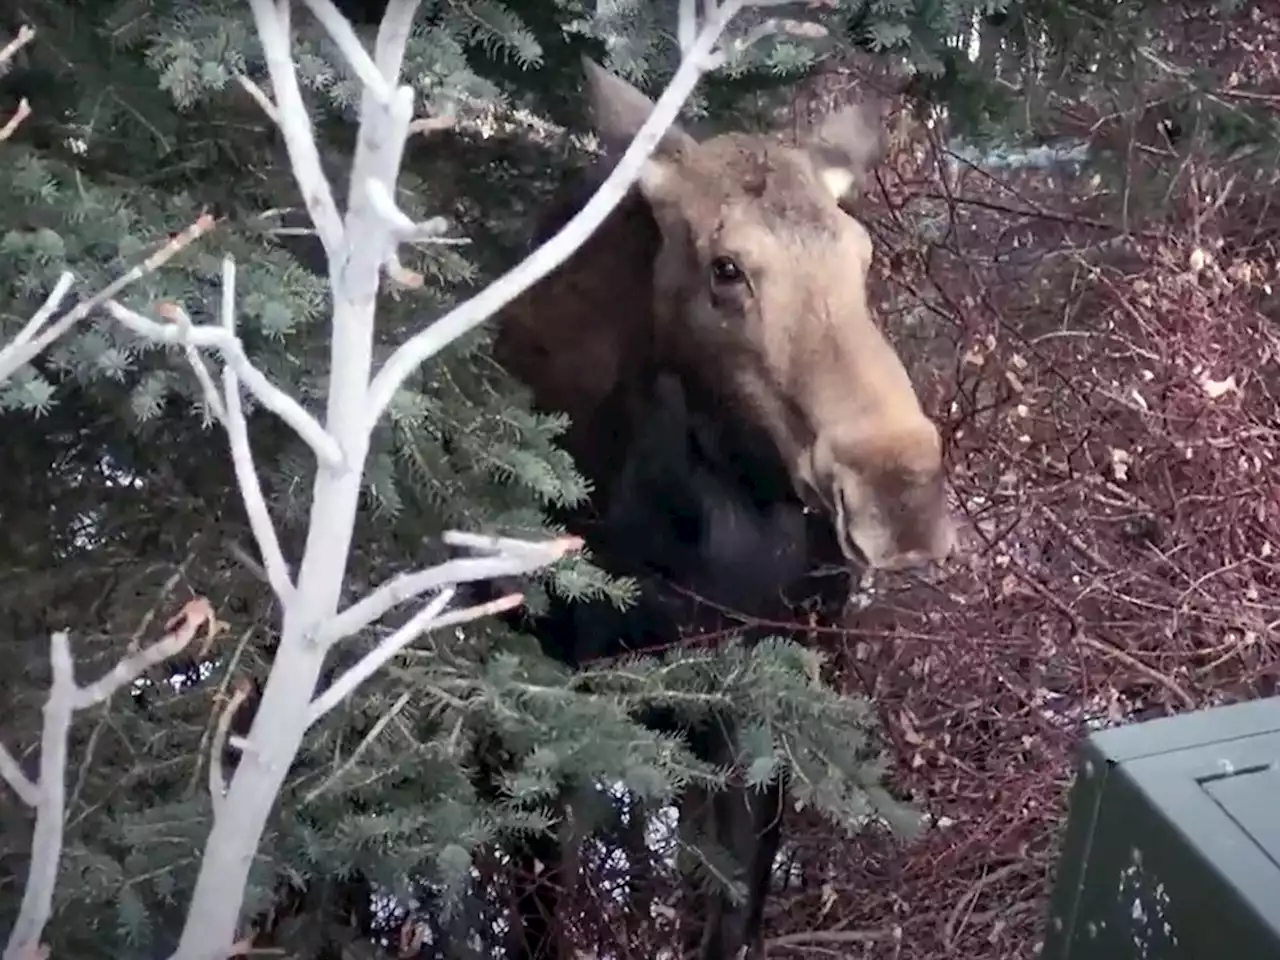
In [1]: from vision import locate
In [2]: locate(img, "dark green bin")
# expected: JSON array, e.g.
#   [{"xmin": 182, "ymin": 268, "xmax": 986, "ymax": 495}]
[{"xmin": 1042, "ymin": 694, "xmax": 1280, "ymax": 959}]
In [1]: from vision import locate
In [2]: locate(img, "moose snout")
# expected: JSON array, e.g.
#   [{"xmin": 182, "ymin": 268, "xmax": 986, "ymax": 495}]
[
  {"xmin": 796, "ymin": 427, "xmax": 958, "ymax": 573},
  {"xmin": 873, "ymin": 511, "xmax": 958, "ymax": 571}
]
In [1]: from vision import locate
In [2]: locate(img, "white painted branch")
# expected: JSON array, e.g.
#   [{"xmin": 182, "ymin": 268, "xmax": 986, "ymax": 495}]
[
  {"xmin": 247, "ymin": 0, "xmax": 346, "ymax": 260},
  {"xmin": 0, "ymin": 272, "xmax": 72, "ymax": 352},
  {"xmin": 0, "ymin": 25, "xmax": 36, "ymax": 73},
  {"xmin": 441, "ymin": 530, "xmax": 579, "ymax": 558},
  {"xmin": 5, "ymin": 601, "xmax": 214, "ymax": 960},
  {"xmin": 164, "ymin": 0, "xmax": 761, "ymax": 954},
  {"xmin": 704, "ymin": 11, "xmax": 818, "ymax": 70},
  {"xmin": 3, "ymin": 634, "xmax": 75, "ymax": 960},
  {"xmin": 367, "ymin": 0, "xmax": 422, "ymax": 85},
  {"xmin": 234, "ymin": 73, "xmax": 279, "ymax": 123},
  {"xmin": 179, "ymin": 326, "xmax": 228, "ymax": 426},
  {"xmin": 166, "ymin": 2, "xmax": 427, "ymax": 952},
  {"xmin": 307, "ymin": 588, "xmax": 529, "ymax": 725},
  {"xmin": 0, "ymin": 215, "xmax": 215, "ymax": 388},
  {"xmin": 308, "ymin": 586, "xmax": 455, "ymax": 724},
  {"xmin": 361, "ymin": 0, "xmax": 753, "ymax": 432},
  {"xmin": 366, "ymin": 179, "xmax": 452, "ymax": 241},
  {"xmin": 320, "ymin": 534, "xmax": 582, "ymax": 645},
  {"xmin": 104, "ymin": 298, "xmax": 344, "ymax": 469},
  {"xmin": 0, "ymin": 743, "xmax": 38, "ymax": 806},
  {"xmin": 208, "ymin": 681, "xmax": 252, "ymax": 821},
  {"xmin": 678, "ymin": 0, "xmax": 698, "ymax": 56},
  {"xmin": 299, "ymin": 0, "xmax": 395, "ymax": 102},
  {"xmin": 214, "ymin": 258, "xmax": 297, "ymax": 607},
  {"xmin": 72, "ymin": 611, "xmax": 212, "ymax": 709}
]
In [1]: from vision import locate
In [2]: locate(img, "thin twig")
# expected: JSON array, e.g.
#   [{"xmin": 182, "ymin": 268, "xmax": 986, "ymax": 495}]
[
  {"xmin": 247, "ymin": 0, "xmax": 345, "ymax": 258},
  {"xmin": 214, "ymin": 257, "xmax": 295, "ymax": 604},
  {"xmin": 0, "ymin": 25, "xmax": 35, "ymax": 70},
  {"xmin": 943, "ymin": 860, "xmax": 1027, "ymax": 945},
  {"xmin": 300, "ymin": 691, "xmax": 412, "ymax": 804},
  {"xmin": 104, "ymin": 286, "xmax": 343, "ymax": 471},
  {"xmin": 0, "ymin": 97, "xmax": 31, "ymax": 142},
  {"xmin": 209, "ymin": 679, "xmax": 253, "ymax": 820},
  {"xmin": 1075, "ymin": 634, "xmax": 1196, "ymax": 710},
  {"xmin": 69, "ymin": 557, "xmax": 196, "ymax": 818},
  {"xmin": 307, "ymin": 590, "xmax": 529, "ymax": 725},
  {"xmin": 321, "ymin": 534, "xmax": 582, "ymax": 644},
  {"xmin": 767, "ymin": 927, "xmax": 897, "ymax": 948},
  {"xmin": 186, "ymin": 624, "xmax": 257, "ymax": 801},
  {"xmin": 0, "ymin": 213, "xmax": 216, "ymax": 386},
  {"xmin": 158, "ymin": 302, "xmax": 227, "ymax": 425},
  {"xmin": 73, "ymin": 598, "xmax": 223, "ymax": 709}
]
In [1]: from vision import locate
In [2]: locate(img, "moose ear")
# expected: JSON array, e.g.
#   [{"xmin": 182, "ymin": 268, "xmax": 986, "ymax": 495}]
[
  {"xmin": 582, "ymin": 56, "xmax": 697, "ymax": 159},
  {"xmin": 802, "ymin": 102, "xmax": 886, "ymax": 202}
]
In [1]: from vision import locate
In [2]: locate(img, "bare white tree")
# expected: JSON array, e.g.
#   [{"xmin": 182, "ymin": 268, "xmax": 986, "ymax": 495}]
[{"xmin": 0, "ymin": 0, "xmax": 807, "ymax": 956}]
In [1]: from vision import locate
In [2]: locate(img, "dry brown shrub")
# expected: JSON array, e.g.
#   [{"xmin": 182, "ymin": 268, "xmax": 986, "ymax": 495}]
[{"xmin": 753, "ymin": 35, "xmax": 1280, "ymax": 960}]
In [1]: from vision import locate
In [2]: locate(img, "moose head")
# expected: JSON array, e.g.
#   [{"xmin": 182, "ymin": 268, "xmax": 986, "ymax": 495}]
[{"xmin": 581, "ymin": 60, "xmax": 956, "ymax": 572}]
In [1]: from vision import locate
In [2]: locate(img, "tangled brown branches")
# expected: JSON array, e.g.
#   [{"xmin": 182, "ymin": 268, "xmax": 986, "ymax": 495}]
[{"xmin": 749, "ymin": 41, "xmax": 1280, "ymax": 960}]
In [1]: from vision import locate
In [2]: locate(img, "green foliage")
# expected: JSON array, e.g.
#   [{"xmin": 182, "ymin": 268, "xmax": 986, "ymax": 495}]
[{"xmin": 574, "ymin": 637, "xmax": 916, "ymax": 836}]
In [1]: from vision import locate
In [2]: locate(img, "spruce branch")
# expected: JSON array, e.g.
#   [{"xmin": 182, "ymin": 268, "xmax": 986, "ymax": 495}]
[
  {"xmin": 0, "ymin": 213, "xmax": 216, "ymax": 387},
  {"xmin": 3, "ymin": 598, "xmax": 222, "ymax": 960}
]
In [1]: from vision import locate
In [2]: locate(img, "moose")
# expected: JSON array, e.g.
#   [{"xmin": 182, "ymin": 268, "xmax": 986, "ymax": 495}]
[{"xmin": 479, "ymin": 59, "xmax": 958, "ymax": 960}]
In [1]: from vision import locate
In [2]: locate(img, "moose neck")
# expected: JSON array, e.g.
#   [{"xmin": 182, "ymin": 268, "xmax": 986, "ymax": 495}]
[
  {"xmin": 660, "ymin": 364, "xmax": 798, "ymax": 510},
  {"xmin": 616, "ymin": 364, "xmax": 852, "ymax": 624}
]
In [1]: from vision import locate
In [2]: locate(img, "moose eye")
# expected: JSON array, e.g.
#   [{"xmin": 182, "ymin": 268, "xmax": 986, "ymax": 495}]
[{"xmin": 709, "ymin": 256, "xmax": 745, "ymax": 286}]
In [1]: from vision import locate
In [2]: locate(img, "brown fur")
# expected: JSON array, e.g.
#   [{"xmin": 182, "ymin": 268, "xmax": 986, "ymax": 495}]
[{"xmin": 495, "ymin": 59, "xmax": 955, "ymax": 571}]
